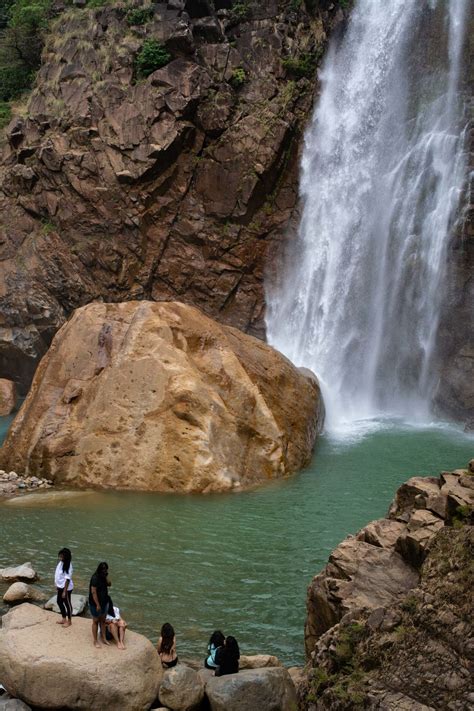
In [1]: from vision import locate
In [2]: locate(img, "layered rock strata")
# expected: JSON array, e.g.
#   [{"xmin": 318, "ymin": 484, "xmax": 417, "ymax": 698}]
[
  {"xmin": 301, "ymin": 464, "xmax": 474, "ymax": 710},
  {"xmin": 0, "ymin": 300, "xmax": 323, "ymax": 493},
  {"xmin": 0, "ymin": 0, "xmax": 347, "ymax": 392}
]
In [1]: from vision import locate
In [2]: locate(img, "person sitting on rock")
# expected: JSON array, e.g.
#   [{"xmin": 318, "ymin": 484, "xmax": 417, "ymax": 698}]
[
  {"xmin": 157, "ymin": 622, "xmax": 178, "ymax": 668},
  {"xmin": 105, "ymin": 597, "xmax": 127, "ymax": 650},
  {"xmin": 89, "ymin": 561, "xmax": 111, "ymax": 648},
  {"xmin": 215, "ymin": 635, "xmax": 240, "ymax": 676},
  {"xmin": 205, "ymin": 630, "xmax": 225, "ymax": 670},
  {"xmin": 55, "ymin": 547, "xmax": 73, "ymax": 627}
]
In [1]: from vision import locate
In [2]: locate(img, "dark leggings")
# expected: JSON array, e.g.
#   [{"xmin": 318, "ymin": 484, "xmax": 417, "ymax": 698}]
[{"xmin": 57, "ymin": 588, "xmax": 72, "ymax": 619}]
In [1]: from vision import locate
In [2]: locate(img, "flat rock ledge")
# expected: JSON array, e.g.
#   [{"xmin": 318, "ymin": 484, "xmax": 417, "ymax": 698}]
[
  {"xmin": 0, "ymin": 604, "xmax": 162, "ymax": 711},
  {"xmin": 0, "ymin": 301, "xmax": 324, "ymax": 493}
]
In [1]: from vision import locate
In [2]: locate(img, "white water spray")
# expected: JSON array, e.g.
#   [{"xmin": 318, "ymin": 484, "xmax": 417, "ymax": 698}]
[{"xmin": 266, "ymin": 0, "xmax": 469, "ymax": 435}]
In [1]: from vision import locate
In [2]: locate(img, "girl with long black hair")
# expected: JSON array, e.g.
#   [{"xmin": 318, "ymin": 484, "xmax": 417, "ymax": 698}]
[
  {"xmin": 54, "ymin": 547, "xmax": 73, "ymax": 627},
  {"xmin": 157, "ymin": 622, "xmax": 178, "ymax": 668}
]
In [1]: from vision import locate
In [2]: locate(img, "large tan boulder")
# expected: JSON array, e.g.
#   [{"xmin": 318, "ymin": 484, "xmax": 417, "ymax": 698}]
[
  {"xmin": 0, "ymin": 604, "xmax": 162, "ymax": 710},
  {"xmin": 0, "ymin": 379, "xmax": 17, "ymax": 417},
  {"xmin": 158, "ymin": 663, "xmax": 204, "ymax": 710},
  {"xmin": 0, "ymin": 563, "xmax": 37, "ymax": 583},
  {"xmin": 0, "ymin": 301, "xmax": 323, "ymax": 493}
]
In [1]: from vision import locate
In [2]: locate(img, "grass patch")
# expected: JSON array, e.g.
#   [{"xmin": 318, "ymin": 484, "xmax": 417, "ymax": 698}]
[{"xmin": 135, "ymin": 39, "xmax": 171, "ymax": 77}]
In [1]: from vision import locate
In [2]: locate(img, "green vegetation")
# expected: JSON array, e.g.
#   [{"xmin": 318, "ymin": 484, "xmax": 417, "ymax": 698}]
[
  {"xmin": 400, "ymin": 594, "xmax": 418, "ymax": 614},
  {"xmin": 229, "ymin": 66, "xmax": 246, "ymax": 89},
  {"xmin": 229, "ymin": 1, "xmax": 250, "ymax": 25},
  {"xmin": 135, "ymin": 39, "xmax": 171, "ymax": 77},
  {"xmin": 282, "ymin": 50, "xmax": 322, "ymax": 79},
  {"xmin": 452, "ymin": 504, "xmax": 472, "ymax": 528},
  {"xmin": 0, "ymin": 0, "xmax": 51, "ymax": 121},
  {"xmin": 0, "ymin": 100, "xmax": 12, "ymax": 128},
  {"xmin": 126, "ymin": 6, "xmax": 153, "ymax": 26}
]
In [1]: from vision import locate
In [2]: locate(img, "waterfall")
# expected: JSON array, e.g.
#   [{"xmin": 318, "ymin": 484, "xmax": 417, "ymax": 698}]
[{"xmin": 266, "ymin": 0, "xmax": 469, "ymax": 435}]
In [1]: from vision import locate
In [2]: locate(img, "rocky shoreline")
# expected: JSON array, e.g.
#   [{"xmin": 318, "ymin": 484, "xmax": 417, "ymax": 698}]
[
  {"xmin": 300, "ymin": 460, "xmax": 474, "ymax": 710},
  {"xmin": 1, "ymin": 461, "xmax": 472, "ymax": 710},
  {"xmin": 0, "ymin": 470, "xmax": 53, "ymax": 499}
]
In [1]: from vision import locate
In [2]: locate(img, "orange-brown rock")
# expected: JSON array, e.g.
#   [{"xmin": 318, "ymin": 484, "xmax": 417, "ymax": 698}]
[
  {"xmin": 0, "ymin": 378, "xmax": 17, "ymax": 416},
  {"xmin": 0, "ymin": 301, "xmax": 323, "ymax": 493}
]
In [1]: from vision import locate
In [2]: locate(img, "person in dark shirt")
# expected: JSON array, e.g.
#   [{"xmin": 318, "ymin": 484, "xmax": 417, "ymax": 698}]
[
  {"xmin": 89, "ymin": 561, "xmax": 111, "ymax": 648},
  {"xmin": 215, "ymin": 635, "xmax": 240, "ymax": 676}
]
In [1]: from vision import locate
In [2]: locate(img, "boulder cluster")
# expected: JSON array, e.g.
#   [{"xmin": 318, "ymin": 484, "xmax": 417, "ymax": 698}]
[
  {"xmin": 0, "ymin": 471, "xmax": 53, "ymax": 498},
  {"xmin": 0, "ymin": 604, "xmax": 297, "ymax": 711}
]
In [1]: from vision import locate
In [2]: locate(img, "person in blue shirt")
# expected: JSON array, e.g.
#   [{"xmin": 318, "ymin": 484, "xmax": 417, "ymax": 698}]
[{"xmin": 205, "ymin": 630, "xmax": 225, "ymax": 670}]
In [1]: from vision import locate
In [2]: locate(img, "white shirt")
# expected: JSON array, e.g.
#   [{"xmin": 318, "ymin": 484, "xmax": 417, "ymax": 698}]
[
  {"xmin": 54, "ymin": 561, "xmax": 74, "ymax": 591},
  {"xmin": 106, "ymin": 606, "xmax": 120, "ymax": 622}
]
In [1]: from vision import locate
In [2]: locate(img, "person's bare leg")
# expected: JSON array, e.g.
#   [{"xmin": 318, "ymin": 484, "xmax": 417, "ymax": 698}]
[
  {"xmin": 108, "ymin": 623, "xmax": 119, "ymax": 645},
  {"xmin": 99, "ymin": 616, "xmax": 110, "ymax": 645},
  {"xmin": 92, "ymin": 619, "xmax": 101, "ymax": 648},
  {"xmin": 118, "ymin": 621, "xmax": 126, "ymax": 650}
]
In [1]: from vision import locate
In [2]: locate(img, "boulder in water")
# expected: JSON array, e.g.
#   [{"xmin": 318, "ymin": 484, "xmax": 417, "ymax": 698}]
[
  {"xmin": 0, "ymin": 563, "xmax": 37, "ymax": 584},
  {"xmin": 44, "ymin": 593, "xmax": 87, "ymax": 616},
  {"xmin": 0, "ymin": 604, "xmax": 162, "ymax": 711},
  {"xmin": 0, "ymin": 301, "xmax": 323, "ymax": 493},
  {"xmin": 3, "ymin": 583, "xmax": 46, "ymax": 604}
]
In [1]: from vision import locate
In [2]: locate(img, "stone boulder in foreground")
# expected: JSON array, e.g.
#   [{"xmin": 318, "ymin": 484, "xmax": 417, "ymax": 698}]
[
  {"xmin": 0, "ymin": 604, "xmax": 162, "ymax": 710},
  {"xmin": 0, "ymin": 301, "xmax": 323, "ymax": 493}
]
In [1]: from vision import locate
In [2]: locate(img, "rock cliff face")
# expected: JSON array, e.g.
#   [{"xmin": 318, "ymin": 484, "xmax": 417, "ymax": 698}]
[
  {"xmin": 0, "ymin": 300, "xmax": 323, "ymax": 492},
  {"xmin": 0, "ymin": 0, "xmax": 346, "ymax": 392},
  {"xmin": 300, "ymin": 463, "xmax": 474, "ymax": 710}
]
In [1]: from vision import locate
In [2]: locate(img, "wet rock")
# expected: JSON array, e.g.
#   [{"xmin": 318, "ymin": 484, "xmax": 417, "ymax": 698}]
[{"xmin": 0, "ymin": 604, "xmax": 162, "ymax": 711}]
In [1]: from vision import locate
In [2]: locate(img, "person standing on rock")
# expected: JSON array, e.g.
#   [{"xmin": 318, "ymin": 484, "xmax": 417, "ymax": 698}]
[
  {"xmin": 55, "ymin": 547, "xmax": 73, "ymax": 627},
  {"xmin": 89, "ymin": 561, "xmax": 111, "ymax": 648}
]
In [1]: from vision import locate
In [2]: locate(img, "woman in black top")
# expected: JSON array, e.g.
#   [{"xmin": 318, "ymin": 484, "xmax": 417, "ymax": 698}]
[
  {"xmin": 89, "ymin": 561, "xmax": 110, "ymax": 648},
  {"xmin": 215, "ymin": 636, "xmax": 240, "ymax": 676}
]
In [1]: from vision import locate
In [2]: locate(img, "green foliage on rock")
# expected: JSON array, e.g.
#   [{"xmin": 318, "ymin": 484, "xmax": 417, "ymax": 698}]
[
  {"xmin": 282, "ymin": 50, "xmax": 321, "ymax": 79},
  {"xmin": 0, "ymin": 0, "xmax": 51, "ymax": 122},
  {"xmin": 229, "ymin": 66, "xmax": 246, "ymax": 89},
  {"xmin": 126, "ymin": 6, "xmax": 153, "ymax": 26},
  {"xmin": 135, "ymin": 39, "xmax": 171, "ymax": 77},
  {"xmin": 0, "ymin": 100, "xmax": 12, "ymax": 128}
]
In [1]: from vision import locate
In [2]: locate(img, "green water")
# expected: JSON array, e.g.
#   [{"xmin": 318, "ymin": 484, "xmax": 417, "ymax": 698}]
[{"xmin": 0, "ymin": 416, "xmax": 472, "ymax": 665}]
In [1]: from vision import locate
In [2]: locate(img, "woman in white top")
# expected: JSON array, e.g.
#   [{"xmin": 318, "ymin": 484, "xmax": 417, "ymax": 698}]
[
  {"xmin": 54, "ymin": 547, "xmax": 73, "ymax": 627},
  {"xmin": 105, "ymin": 598, "xmax": 128, "ymax": 650}
]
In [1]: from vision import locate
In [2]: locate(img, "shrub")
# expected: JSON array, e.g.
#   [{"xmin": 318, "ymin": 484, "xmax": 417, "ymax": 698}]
[
  {"xmin": 0, "ymin": 64, "xmax": 33, "ymax": 101},
  {"xmin": 282, "ymin": 50, "xmax": 321, "ymax": 79},
  {"xmin": 126, "ymin": 6, "xmax": 154, "ymax": 25},
  {"xmin": 135, "ymin": 39, "xmax": 171, "ymax": 77},
  {"xmin": 229, "ymin": 1, "xmax": 250, "ymax": 25},
  {"xmin": 0, "ymin": 100, "xmax": 12, "ymax": 128},
  {"xmin": 229, "ymin": 66, "xmax": 246, "ymax": 88}
]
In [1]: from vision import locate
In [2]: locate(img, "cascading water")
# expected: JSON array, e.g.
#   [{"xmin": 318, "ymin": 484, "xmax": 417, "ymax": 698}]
[{"xmin": 266, "ymin": 0, "xmax": 469, "ymax": 435}]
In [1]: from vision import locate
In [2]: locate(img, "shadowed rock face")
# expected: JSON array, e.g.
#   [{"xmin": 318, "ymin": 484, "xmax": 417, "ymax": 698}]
[
  {"xmin": 0, "ymin": 300, "xmax": 324, "ymax": 493},
  {"xmin": 0, "ymin": 0, "xmax": 346, "ymax": 393}
]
